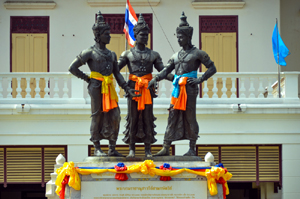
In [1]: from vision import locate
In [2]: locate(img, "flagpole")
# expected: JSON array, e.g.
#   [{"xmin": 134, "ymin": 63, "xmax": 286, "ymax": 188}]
[
  {"xmin": 125, "ymin": 38, "xmax": 128, "ymax": 81},
  {"xmin": 276, "ymin": 18, "xmax": 281, "ymax": 98}
]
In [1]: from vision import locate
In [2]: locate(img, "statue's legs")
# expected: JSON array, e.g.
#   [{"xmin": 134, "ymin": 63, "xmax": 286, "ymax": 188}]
[
  {"xmin": 107, "ymin": 140, "xmax": 124, "ymax": 157},
  {"xmin": 183, "ymin": 140, "xmax": 197, "ymax": 156},
  {"xmin": 145, "ymin": 143, "xmax": 152, "ymax": 157},
  {"xmin": 153, "ymin": 141, "xmax": 171, "ymax": 156},
  {"xmin": 93, "ymin": 141, "xmax": 107, "ymax": 157},
  {"xmin": 126, "ymin": 144, "xmax": 135, "ymax": 158}
]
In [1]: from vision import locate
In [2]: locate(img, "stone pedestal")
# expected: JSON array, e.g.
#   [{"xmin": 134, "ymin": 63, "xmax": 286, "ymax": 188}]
[{"xmin": 46, "ymin": 156, "xmax": 223, "ymax": 199}]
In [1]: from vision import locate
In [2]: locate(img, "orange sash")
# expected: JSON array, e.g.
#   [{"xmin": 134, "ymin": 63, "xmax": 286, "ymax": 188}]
[
  {"xmin": 170, "ymin": 77, "xmax": 188, "ymax": 111},
  {"xmin": 129, "ymin": 74, "xmax": 153, "ymax": 110},
  {"xmin": 90, "ymin": 73, "xmax": 118, "ymax": 113}
]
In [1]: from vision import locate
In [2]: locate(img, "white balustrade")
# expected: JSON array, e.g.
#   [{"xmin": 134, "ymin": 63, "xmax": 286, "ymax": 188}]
[{"xmin": 0, "ymin": 72, "xmax": 299, "ymax": 105}]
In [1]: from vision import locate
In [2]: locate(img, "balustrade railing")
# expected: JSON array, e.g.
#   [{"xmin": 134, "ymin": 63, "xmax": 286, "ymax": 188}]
[{"xmin": 0, "ymin": 72, "xmax": 299, "ymax": 104}]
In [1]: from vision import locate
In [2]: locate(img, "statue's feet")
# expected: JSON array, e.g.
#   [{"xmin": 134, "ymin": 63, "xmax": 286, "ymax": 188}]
[
  {"xmin": 126, "ymin": 150, "xmax": 135, "ymax": 158},
  {"xmin": 183, "ymin": 149, "xmax": 197, "ymax": 156},
  {"xmin": 145, "ymin": 150, "xmax": 152, "ymax": 158},
  {"xmin": 153, "ymin": 147, "xmax": 169, "ymax": 156},
  {"xmin": 108, "ymin": 149, "xmax": 125, "ymax": 157},
  {"xmin": 94, "ymin": 149, "xmax": 107, "ymax": 157}
]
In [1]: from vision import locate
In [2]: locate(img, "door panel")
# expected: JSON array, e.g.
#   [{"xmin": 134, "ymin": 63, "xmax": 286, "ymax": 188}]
[
  {"xmin": 201, "ymin": 32, "xmax": 237, "ymax": 98},
  {"xmin": 12, "ymin": 33, "xmax": 47, "ymax": 98}
]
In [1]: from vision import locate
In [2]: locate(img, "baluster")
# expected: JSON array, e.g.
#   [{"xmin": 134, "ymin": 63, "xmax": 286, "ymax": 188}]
[
  {"xmin": 7, "ymin": 77, "xmax": 13, "ymax": 98},
  {"xmin": 160, "ymin": 81, "xmax": 167, "ymax": 98},
  {"xmin": 221, "ymin": 77, "xmax": 227, "ymax": 98},
  {"xmin": 16, "ymin": 77, "xmax": 22, "ymax": 98},
  {"xmin": 44, "ymin": 77, "xmax": 50, "ymax": 98},
  {"xmin": 267, "ymin": 77, "xmax": 273, "ymax": 98},
  {"xmin": 212, "ymin": 77, "xmax": 218, "ymax": 98},
  {"xmin": 230, "ymin": 77, "xmax": 237, "ymax": 98},
  {"xmin": 63, "ymin": 77, "xmax": 69, "ymax": 98},
  {"xmin": 115, "ymin": 84, "xmax": 120, "ymax": 99},
  {"xmin": 35, "ymin": 77, "xmax": 41, "ymax": 98},
  {"xmin": 202, "ymin": 81, "xmax": 209, "ymax": 98},
  {"xmin": 170, "ymin": 81, "xmax": 173, "ymax": 98},
  {"xmin": 0, "ymin": 77, "xmax": 3, "ymax": 98},
  {"xmin": 249, "ymin": 77, "xmax": 255, "ymax": 98},
  {"xmin": 257, "ymin": 77, "xmax": 264, "ymax": 98},
  {"xmin": 239, "ymin": 77, "xmax": 246, "ymax": 98},
  {"xmin": 53, "ymin": 77, "xmax": 59, "ymax": 98},
  {"xmin": 25, "ymin": 77, "xmax": 31, "ymax": 98}
]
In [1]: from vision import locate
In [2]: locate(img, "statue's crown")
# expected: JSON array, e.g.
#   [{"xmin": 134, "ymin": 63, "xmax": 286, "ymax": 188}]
[
  {"xmin": 92, "ymin": 11, "xmax": 110, "ymax": 33},
  {"xmin": 176, "ymin": 12, "xmax": 193, "ymax": 37},
  {"xmin": 133, "ymin": 13, "xmax": 150, "ymax": 36}
]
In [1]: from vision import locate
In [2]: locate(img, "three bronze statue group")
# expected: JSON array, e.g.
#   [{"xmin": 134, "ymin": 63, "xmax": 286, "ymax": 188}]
[{"xmin": 69, "ymin": 11, "xmax": 217, "ymax": 158}]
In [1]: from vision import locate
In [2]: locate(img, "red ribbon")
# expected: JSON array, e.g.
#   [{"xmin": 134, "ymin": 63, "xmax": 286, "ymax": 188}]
[
  {"xmin": 59, "ymin": 175, "xmax": 70, "ymax": 199},
  {"xmin": 114, "ymin": 165, "xmax": 128, "ymax": 181},
  {"xmin": 216, "ymin": 177, "xmax": 227, "ymax": 199},
  {"xmin": 159, "ymin": 165, "xmax": 172, "ymax": 181}
]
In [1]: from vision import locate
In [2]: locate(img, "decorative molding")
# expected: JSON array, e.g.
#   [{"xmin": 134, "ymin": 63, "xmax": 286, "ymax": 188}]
[
  {"xmin": 4, "ymin": 1, "xmax": 56, "ymax": 10},
  {"xmin": 87, "ymin": 0, "xmax": 160, "ymax": 7},
  {"xmin": 192, "ymin": 2, "xmax": 245, "ymax": 9}
]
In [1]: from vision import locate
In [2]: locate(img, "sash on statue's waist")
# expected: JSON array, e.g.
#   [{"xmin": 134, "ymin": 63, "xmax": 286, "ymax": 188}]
[
  {"xmin": 171, "ymin": 71, "xmax": 197, "ymax": 111},
  {"xmin": 90, "ymin": 71, "xmax": 118, "ymax": 112},
  {"xmin": 129, "ymin": 73, "xmax": 153, "ymax": 110}
]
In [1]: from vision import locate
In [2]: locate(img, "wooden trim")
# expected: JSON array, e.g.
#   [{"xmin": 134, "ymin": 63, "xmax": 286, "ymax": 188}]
[
  {"xmin": 3, "ymin": 147, "xmax": 7, "ymax": 188},
  {"xmin": 4, "ymin": 1, "xmax": 56, "ymax": 10},
  {"xmin": 192, "ymin": 2, "xmax": 245, "ymax": 9},
  {"xmin": 41, "ymin": 147, "xmax": 45, "ymax": 187},
  {"xmin": 256, "ymin": 146, "xmax": 259, "ymax": 186},
  {"xmin": 87, "ymin": 0, "xmax": 160, "ymax": 7}
]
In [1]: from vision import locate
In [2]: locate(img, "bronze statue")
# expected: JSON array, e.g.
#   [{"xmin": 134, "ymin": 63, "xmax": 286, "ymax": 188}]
[
  {"xmin": 69, "ymin": 11, "xmax": 139, "ymax": 157},
  {"xmin": 148, "ymin": 12, "xmax": 217, "ymax": 156},
  {"xmin": 118, "ymin": 14, "xmax": 172, "ymax": 157}
]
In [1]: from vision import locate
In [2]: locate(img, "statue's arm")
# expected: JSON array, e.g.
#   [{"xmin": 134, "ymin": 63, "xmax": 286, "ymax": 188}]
[
  {"xmin": 148, "ymin": 58, "xmax": 175, "ymax": 89},
  {"xmin": 68, "ymin": 49, "xmax": 91, "ymax": 83},
  {"xmin": 153, "ymin": 52, "xmax": 174, "ymax": 82},
  {"xmin": 113, "ymin": 52, "xmax": 127, "ymax": 89},
  {"xmin": 199, "ymin": 51, "xmax": 217, "ymax": 82},
  {"xmin": 117, "ymin": 50, "xmax": 129, "ymax": 71},
  {"xmin": 154, "ymin": 58, "xmax": 175, "ymax": 81}
]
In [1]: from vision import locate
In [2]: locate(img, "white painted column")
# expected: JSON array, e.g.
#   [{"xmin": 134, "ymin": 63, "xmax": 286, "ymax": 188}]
[{"xmin": 282, "ymin": 144, "xmax": 300, "ymax": 199}]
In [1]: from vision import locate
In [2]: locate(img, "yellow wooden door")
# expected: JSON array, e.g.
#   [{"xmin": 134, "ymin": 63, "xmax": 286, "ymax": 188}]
[
  {"xmin": 12, "ymin": 33, "xmax": 47, "ymax": 98},
  {"xmin": 201, "ymin": 32, "xmax": 237, "ymax": 98}
]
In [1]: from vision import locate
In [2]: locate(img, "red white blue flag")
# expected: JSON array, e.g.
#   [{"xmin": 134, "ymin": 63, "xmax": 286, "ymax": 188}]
[{"xmin": 123, "ymin": 0, "xmax": 138, "ymax": 47}]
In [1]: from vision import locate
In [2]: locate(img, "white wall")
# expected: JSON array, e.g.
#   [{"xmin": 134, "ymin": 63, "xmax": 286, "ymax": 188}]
[{"xmin": 0, "ymin": 0, "xmax": 280, "ymax": 73}]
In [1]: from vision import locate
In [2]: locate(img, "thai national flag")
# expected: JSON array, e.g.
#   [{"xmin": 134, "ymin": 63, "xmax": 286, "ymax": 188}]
[{"xmin": 123, "ymin": 0, "xmax": 138, "ymax": 47}]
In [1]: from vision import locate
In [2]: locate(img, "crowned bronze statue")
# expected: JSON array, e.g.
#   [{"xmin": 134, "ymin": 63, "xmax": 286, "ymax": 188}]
[
  {"xmin": 69, "ymin": 11, "xmax": 139, "ymax": 157},
  {"xmin": 148, "ymin": 12, "xmax": 217, "ymax": 156},
  {"xmin": 118, "ymin": 14, "xmax": 173, "ymax": 158}
]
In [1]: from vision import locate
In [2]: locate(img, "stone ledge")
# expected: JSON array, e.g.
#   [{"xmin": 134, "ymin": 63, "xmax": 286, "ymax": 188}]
[
  {"xmin": 4, "ymin": 1, "xmax": 56, "ymax": 10},
  {"xmin": 192, "ymin": 1, "xmax": 245, "ymax": 9},
  {"xmin": 87, "ymin": 0, "xmax": 160, "ymax": 7}
]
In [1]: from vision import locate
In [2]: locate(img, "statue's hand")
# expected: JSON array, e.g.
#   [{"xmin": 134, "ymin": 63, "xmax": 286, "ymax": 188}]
[
  {"xmin": 147, "ymin": 79, "xmax": 157, "ymax": 89},
  {"xmin": 187, "ymin": 77, "xmax": 202, "ymax": 85},
  {"xmin": 128, "ymin": 89, "xmax": 141, "ymax": 98}
]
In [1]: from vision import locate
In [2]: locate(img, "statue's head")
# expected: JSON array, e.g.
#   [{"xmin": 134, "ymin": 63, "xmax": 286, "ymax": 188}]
[
  {"xmin": 92, "ymin": 11, "xmax": 110, "ymax": 43},
  {"xmin": 176, "ymin": 12, "xmax": 193, "ymax": 46},
  {"xmin": 133, "ymin": 14, "xmax": 150, "ymax": 44}
]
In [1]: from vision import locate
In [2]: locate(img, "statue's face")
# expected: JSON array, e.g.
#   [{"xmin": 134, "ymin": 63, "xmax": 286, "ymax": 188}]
[
  {"xmin": 177, "ymin": 33, "xmax": 189, "ymax": 47},
  {"xmin": 135, "ymin": 29, "xmax": 149, "ymax": 45},
  {"xmin": 99, "ymin": 30, "xmax": 111, "ymax": 44}
]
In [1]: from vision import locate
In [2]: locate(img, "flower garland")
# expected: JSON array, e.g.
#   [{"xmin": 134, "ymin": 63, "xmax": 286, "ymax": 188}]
[{"xmin": 55, "ymin": 160, "xmax": 232, "ymax": 199}]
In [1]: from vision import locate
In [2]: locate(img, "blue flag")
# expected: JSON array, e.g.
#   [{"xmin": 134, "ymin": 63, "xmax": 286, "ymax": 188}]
[{"xmin": 272, "ymin": 23, "xmax": 290, "ymax": 66}]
